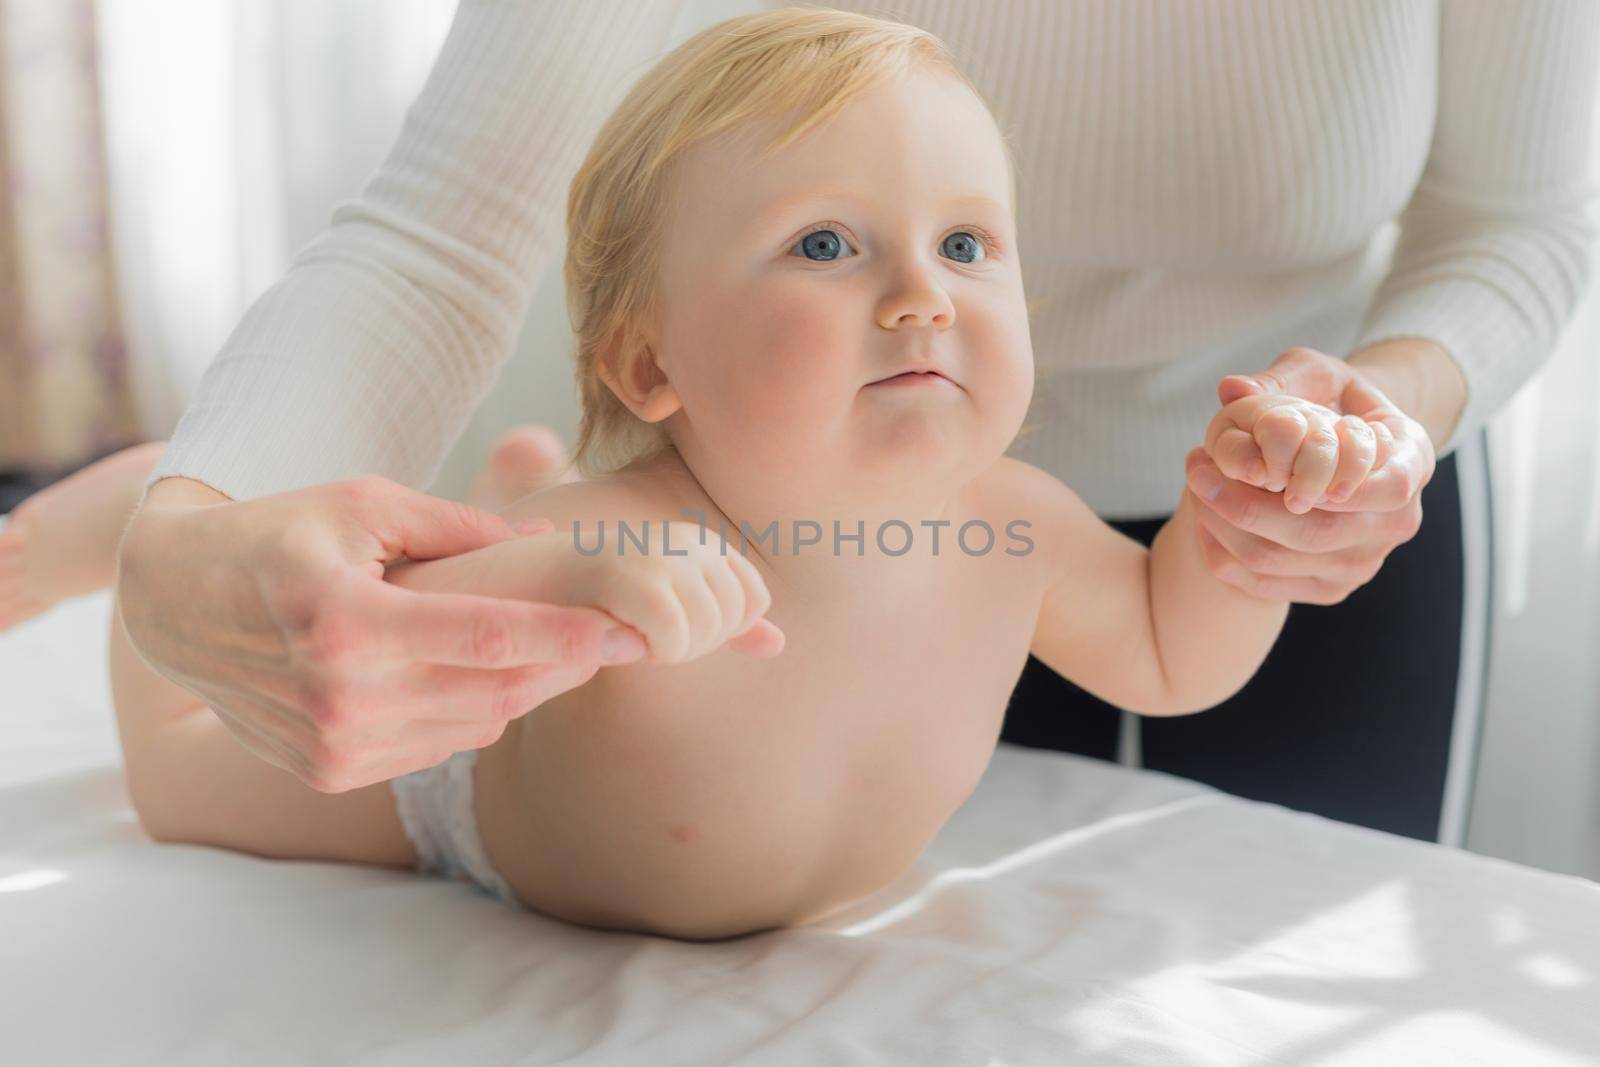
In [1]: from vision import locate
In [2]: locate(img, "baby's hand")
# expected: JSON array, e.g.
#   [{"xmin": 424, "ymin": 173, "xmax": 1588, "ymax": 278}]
[
  {"xmin": 572, "ymin": 521, "xmax": 775, "ymax": 664},
  {"xmin": 1202, "ymin": 394, "xmax": 1394, "ymax": 514}
]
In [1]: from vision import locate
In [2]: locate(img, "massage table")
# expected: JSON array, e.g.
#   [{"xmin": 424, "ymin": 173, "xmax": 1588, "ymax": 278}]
[{"xmin": 5, "ymin": 576, "xmax": 1599, "ymax": 1064}]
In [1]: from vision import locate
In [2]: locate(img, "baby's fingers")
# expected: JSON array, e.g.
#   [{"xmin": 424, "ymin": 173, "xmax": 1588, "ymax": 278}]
[
  {"xmin": 721, "ymin": 548, "xmax": 783, "ymax": 657},
  {"xmin": 668, "ymin": 566, "xmax": 726, "ymax": 662},
  {"xmin": 1325, "ymin": 416, "xmax": 1379, "ymax": 503},
  {"xmin": 724, "ymin": 548, "xmax": 772, "ymax": 634},
  {"xmin": 1253, "ymin": 406, "xmax": 1309, "ymax": 494},
  {"xmin": 607, "ymin": 582, "xmax": 693, "ymax": 665},
  {"xmin": 1210, "ymin": 425, "xmax": 1267, "ymax": 486},
  {"xmin": 1283, "ymin": 410, "xmax": 1343, "ymax": 513},
  {"xmin": 699, "ymin": 557, "xmax": 752, "ymax": 655},
  {"xmin": 727, "ymin": 618, "xmax": 786, "ymax": 658},
  {"xmin": 1203, "ymin": 408, "xmax": 1267, "ymax": 486}
]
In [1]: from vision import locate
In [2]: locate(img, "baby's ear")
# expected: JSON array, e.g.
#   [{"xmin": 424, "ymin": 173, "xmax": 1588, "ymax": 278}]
[{"xmin": 596, "ymin": 326, "xmax": 682, "ymax": 424}]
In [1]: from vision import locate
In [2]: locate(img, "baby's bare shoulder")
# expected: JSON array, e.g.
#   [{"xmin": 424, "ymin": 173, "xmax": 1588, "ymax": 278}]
[
  {"xmin": 970, "ymin": 457, "xmax": 1085, "ymax": 530},
  {"xmin": 500, "ymin": 472, "xmax": 688, "ymax": 532},
  {"xmin": 967, "ymin": 457, "xmax": 1097, "ymax": 584}
]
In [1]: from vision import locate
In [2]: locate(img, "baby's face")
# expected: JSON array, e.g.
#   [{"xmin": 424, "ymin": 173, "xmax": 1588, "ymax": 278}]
[{"xmin": 649, "ymin": 69, "xmax": 1034, "ymax": 502}]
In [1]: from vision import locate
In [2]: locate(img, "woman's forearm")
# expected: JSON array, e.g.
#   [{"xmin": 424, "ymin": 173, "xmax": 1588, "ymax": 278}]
[{"xmin": 1346, "ymin": 338, "xmax": 1468, "ymax": 454}]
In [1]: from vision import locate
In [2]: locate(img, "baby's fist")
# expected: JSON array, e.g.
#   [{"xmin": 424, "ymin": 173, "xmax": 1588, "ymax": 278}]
[
  {"xmin": 591, "ymin": 521, "xmax": 774, "ymax": 664},
  {"xmin": 1203, "ymin": 394, "xmax": 1392, "ymax": 514}
]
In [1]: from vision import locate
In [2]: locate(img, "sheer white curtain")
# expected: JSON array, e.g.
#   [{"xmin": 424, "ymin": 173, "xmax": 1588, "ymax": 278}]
[
  {"xmin": 95, "ymin": 0, "xmax": 456, "ymax": 441},
  {"xmin": 95, "ymin": 0, "xmax": 1600, "ymax": 880},
  {"xmin": 1470, "ymin": 274, "xmax": 1600, "ymax": 880}
]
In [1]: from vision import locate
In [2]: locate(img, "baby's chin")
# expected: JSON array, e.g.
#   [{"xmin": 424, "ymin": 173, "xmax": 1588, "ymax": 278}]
[{"xmin": 846, "ymin": 429, "xmax": 1000, "ymax": 494}]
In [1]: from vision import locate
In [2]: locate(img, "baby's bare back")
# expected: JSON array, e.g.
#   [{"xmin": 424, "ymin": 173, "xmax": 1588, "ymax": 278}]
[{"xmin": 431, "ymin": 463, "xmax": 1047, "ymax": 939}]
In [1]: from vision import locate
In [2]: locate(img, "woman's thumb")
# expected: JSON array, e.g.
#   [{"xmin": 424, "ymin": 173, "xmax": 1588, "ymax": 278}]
[
  {"xmin": 347, "ymin": 478, "xmax": 524, "ymax": 563},
  {"xmin": 1217, "ymin": 374, "xmax": 1265, "ymax": 406},
  {"xmin": 1221, "ymin": 347, "xmax": 1348, "ymax": 409}
]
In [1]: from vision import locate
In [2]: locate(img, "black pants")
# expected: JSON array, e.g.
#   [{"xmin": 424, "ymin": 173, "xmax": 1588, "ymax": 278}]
[{"xmin": 1001, "ymin": 438, "xmax": 1487, "ymax": 843}]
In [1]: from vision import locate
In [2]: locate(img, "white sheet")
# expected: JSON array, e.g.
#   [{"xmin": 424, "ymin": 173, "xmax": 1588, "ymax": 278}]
[{"xmin": 5, "ymin": 584, "xmax": 1600, "ymax": 1065}]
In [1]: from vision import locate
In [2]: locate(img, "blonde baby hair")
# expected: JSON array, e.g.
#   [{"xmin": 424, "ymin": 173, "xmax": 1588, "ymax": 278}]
[{"xmin": 561, "ymin": 5, "xmax": 1030, "ymax": 479}]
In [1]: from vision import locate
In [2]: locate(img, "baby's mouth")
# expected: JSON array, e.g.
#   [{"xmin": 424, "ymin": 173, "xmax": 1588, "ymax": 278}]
[{"xmin": 867, "ymin": 369, "xmax": 960, "ymax": 389}]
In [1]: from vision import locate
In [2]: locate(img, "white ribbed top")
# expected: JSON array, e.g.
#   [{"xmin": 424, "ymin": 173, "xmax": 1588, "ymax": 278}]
[{"xmin": 147, "ymin": 0, "xmax": 1600, "ymax": 519}]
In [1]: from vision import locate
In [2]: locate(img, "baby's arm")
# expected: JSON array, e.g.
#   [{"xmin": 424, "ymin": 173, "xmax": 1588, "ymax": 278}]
[
  {"xmin": 385, "ymin": 479, "xmax": 780, "ymax": 664},
  {"xmin": 1016, "ymin": 460, "xmax": 1289, "ymax": 717}
]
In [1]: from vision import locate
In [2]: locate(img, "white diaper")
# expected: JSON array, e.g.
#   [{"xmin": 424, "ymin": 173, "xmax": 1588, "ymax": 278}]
[{"xmin": 389, "ymin": 748, "xmax": 518, "ymax": 907}]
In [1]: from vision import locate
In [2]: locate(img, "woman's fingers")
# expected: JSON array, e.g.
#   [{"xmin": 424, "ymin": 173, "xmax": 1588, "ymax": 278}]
[
  {"xmin": 387, "ymin": 661, "xmax": 600, "ymax": 723},
  {"xmin": 1190, "ymin": 493, "xmax": 1379, "ymax": 586},
  {"xmin": 300, "ymin": 659, "xmax": 604, "ymax": 792},
  {"xmin": 341, "ymin": 475, "xmax": 522, "ymax": 564},
  {"xmin": 1187, "ymin": 448, "xmax": 1382, "ymax": 553},
  {"xmin": 118, "ymin": 475, "xmax": 642, "ymax": 796},
  {"xmin": 358, "ymin": 579, "xmax": 642, "ymax": 669},
  {"xmin": 222, "ymin": 581, "xmax": 622, "ymax": 790}
]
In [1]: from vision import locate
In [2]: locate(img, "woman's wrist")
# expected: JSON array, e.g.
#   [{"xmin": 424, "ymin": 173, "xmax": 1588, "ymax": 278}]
[
  {"xmin": 141, "ymin": 475, "xmax": 234, "ymax": 510},
  {"xmin": 118, "ymin": 478, "xmax": 236, "ymax": 622},
  {"xmin": 1345, "ymin": 338, "xmax": 1467, "ymax": 454}
]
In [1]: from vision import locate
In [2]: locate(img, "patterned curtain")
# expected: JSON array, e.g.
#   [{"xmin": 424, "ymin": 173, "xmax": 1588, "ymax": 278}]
[{"xmin": 0, "ymin": 0, "xmax": 139, "ymax": 477}]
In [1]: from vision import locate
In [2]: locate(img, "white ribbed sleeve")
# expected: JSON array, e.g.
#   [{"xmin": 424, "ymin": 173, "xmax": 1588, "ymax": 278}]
[
  {"xmin": 1350, "ymin": 0, "xmax": 1600, "ymax": 459},
  {"xmin": 144, "ymin": 0, "xmax": 683, "ymax": 502}
]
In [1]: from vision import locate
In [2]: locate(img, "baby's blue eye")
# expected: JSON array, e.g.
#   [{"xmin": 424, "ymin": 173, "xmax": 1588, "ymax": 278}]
[
  {"xmin": 942, "ymin": 231, "xmax": 985, "ymax": 264},
  {"xmin": 792, "ymin": 228, "xmax": 853, "ymax": 261},
  {"xmin": 788, "ymin": 227, "xmax": 990, "ymax": 264}
]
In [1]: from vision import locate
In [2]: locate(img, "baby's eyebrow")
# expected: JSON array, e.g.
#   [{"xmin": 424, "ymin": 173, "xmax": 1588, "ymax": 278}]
[{"xmin": 748, "ymin": 190, "xmax": 1007, "ymax": 230}]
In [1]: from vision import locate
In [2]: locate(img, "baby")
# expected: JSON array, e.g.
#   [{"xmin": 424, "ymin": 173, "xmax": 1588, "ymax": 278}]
[{"xmin": 0, "ymin": 9, "xmax": 1386, "ymax": 941}]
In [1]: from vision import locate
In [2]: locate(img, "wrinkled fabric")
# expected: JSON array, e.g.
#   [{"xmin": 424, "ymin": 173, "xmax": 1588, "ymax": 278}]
[
  {"xmin": 6, "ymin": 588, "xmax": 1600, "ymax": 1066},
  {"xmin": 390, "ymin": 747, "xmax": 517, "ymax": 906}
]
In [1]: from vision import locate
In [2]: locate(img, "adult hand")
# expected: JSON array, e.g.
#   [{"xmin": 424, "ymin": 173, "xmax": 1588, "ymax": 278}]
[
  {"xmin": 117, "ymin": 475, "xmax": 651, "ymax": 793},
  {"xmin": 1183, "ymin": 346, "xmax": 1437, "ymax": 605}
]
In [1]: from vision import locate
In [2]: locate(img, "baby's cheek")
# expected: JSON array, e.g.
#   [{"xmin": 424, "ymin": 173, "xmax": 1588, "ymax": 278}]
[
  {"xmin": 746, "ymin": 286, "xmax": 843, "ymax": 366},
  {"xmin": 961, "ymin": 300, "xmax": 1031, "ymax": 403},
  {"xmin": 738, "ymin": 290, "xmax": 858, "ymax": 395},
  {"xmin": 712, "ymin": 354, "xmax": 837, "ymax": 454}
]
